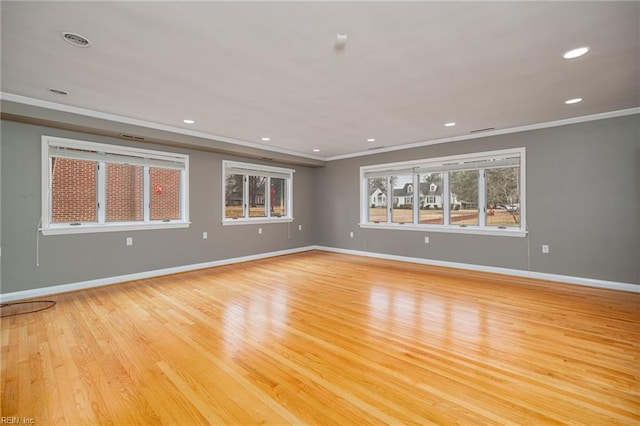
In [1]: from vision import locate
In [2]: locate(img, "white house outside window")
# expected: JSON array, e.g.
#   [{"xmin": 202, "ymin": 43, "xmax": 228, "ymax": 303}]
[{"xmin": 360, "ymin": 148, "xmax": 526, "ymax": 237}]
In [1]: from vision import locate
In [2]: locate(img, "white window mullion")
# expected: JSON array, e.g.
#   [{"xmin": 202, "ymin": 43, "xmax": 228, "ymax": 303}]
[
  {"xmin": 97, "ymin": 162, "xmax": 106, "ymax": 224},
  {"xmin": 45, "ymin": 156, "xmax": 53, "ymax": 229},
  {"xmin": 266, "ymin": 177, "xmax": 271, "ymax": 218},
  {"xmin": 243, "ymin": 175, "xmax": 249, "ymax": 219},
  {"xmin": 287, "ymin": 174, "xmax": 293, "ymax": 219},
  {"xmin": 143, "ymin": 166, "xmax": 150, "ymax": 222},
  {"xmin": 413, "ymin": 174, "xmax": 419, "ymax": 225},
  {"xmin": 518, "ymin": 153, "xmax": 526, "ymax": 230},
  {"xmin": 478, "ymin": 169, "xmax": 486, "ymax": 227},
  {"xmin": 443, "ymin": 172, "xmax": 450, "ymax": 226},
  {"xmin": 386, "ymin": 176, "xmax": 392, "ymax": 224},
  {"xmin": 180, "ymin": 169, "xmax": 187, "ymax": 222}
]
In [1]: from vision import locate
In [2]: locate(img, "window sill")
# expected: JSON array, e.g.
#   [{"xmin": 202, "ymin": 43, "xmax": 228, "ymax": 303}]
[
  {"xmin": 222, "ymin": 218, "xmax": 294, "ymax": 226},
  {"xmin": 41, "ymin": 221, "xmax": 191, "ymax": 236},
  {"xmin": 359, "ymin": 222, "xmax": 527, "ymax": 237}
]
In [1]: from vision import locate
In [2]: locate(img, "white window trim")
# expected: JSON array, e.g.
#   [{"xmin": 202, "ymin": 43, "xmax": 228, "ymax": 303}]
[
  {"xmin": 222, "ymin": 160, "xmax": 294, "ymax": 225},
  {"xmin": 41, "ymin": 136, "xmax": 190, "ymax": 236},
  {"xmin": 360, "ymin": 147, "xmax": 527, "ymax": 237}
]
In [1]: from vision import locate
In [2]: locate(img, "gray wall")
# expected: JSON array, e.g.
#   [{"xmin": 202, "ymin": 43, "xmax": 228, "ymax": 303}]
[
  {"xmin": 1, "ymin": 120, "xmax": 316, "ymax": 294},
  {"xmin": 2, "ymin": 114, "xmax": 638, "ymax": 295},
  {"xmin": 0, "ymin": 122, "xmax": 2, "ymax": 288},
  {"xmin": 314, "ymin": 114, "xmax": 639, "ymax": 285}
]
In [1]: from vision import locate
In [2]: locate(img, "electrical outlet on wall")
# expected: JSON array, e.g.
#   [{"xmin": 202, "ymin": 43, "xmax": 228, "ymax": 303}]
[
  {"xmin": 350, "ymin": 231, "xmax": 354, "ymax": 238},
  {"xmin": 258, "ymin": 228, "xmax": 263, "ymax": 234},
  {"xmin": 424, "ymin": 236, "xmax": 430, "ymax": 244},
  {"xmin": 298, "ymin": 225, "xmax": 302, "ymax": 231},
  {"xmin": 542, "ymin": 244, "xmax": 549, "ymax": 254},
  {"xmin": 202, "ymin": 232, "xmax": 208, "ymax": 239},
  {"xmin": 126, "ymin": 237, "xmax": 133, "ymax": 246}
]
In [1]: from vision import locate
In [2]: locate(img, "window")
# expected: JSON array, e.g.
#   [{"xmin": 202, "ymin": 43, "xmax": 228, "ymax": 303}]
[
  {"xmin": 360, "ymin": 148, "xmax": 526, "ymax": 236},
  {"xmin": 223, "ymin": 160, "xmax": 293, "ymax": 224},
  {"xmin": 420, "ymin": 173, "xmax": 444, "ymax": 225},
  {"xmin": 485, "ymin": 167, "xmax": 520, "ymax": 228},
  {"xmin": 368, "ymin": 177, "xmax": 388, "ymax": 223},
  {"xmin": 42, "ymin": 136, "xmax": 189, "ymax": 235},
  {"xmin": 449, "ymin": 170, "xmax": 479, "ymax": 226},
  {"xmin": 391, "ymin": 175, "xmax": 413, "ymax": 224},
  {"xmin": 106, "ymin": 163, "xmax": 144, "ymax": 222}
]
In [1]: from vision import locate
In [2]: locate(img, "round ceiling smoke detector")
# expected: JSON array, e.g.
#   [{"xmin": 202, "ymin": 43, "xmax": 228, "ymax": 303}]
[
  {"xmin": 61, "ymin": 32, "xmax": 91, "ymax": 48},
  {"xmin": 335, "ymin": 33, "xmax": 348, "ymax": 50}
]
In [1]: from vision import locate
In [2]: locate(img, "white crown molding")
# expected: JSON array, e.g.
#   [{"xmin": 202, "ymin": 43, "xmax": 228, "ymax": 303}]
[
  {"xmin": 0, "ymin": 92, "xmax": 325, "ymax": 162},
  {"xmin": 2, "ymin": 92, "xmax": 637, "ymax": 163},
  {"xmin": 325, "ymin": 107, "xmax": 640, "ymax": 161}
]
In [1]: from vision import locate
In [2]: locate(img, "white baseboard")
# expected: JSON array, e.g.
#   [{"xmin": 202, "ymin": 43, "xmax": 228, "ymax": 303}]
[
  {"xmin": 312, "ymin": 246, "xmax": 640, "ymax": 293},
  {"xmin": 0, "ymin": 246, "xmax": 315, "ymax": 302},
  {"xmin": 2, "ymin": 244, "xmax": 637, "ymax": 302}
]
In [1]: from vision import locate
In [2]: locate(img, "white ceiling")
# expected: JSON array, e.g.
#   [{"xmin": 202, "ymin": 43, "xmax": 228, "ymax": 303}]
[{"xmin": 1, "ymin": 1, "xmax": 638, "ymax": 160}]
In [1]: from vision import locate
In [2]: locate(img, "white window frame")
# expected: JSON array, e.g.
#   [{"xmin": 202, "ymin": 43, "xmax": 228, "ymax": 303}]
[
  {"xmin": 222, "ymin": 160, "xmax": 294, "ymax": 225},
  {"xmin": 41, "ymin": 136, "xmax": 190, "ymax": 235},
  {"xmin": 360, "ymin": 148, "xmax": 526, "ymax": 237}
]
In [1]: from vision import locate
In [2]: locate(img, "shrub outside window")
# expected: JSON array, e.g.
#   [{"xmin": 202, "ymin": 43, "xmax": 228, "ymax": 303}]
[
  {"xmin": 360, "ymin": 148, "xmax": 526, "ymax": 236},
  {"xmin": 42, "ymin": 136, "xmax": 189, "ymax": 235},
  {"xmin": 223, "ymin": 161, "xmax": 294, "ymax": 224}
]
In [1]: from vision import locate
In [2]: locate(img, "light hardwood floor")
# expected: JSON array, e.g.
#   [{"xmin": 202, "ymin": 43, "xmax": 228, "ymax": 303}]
[{"xmin": 2, "ymin": 251, "xmax": 639, "ymax": 424}]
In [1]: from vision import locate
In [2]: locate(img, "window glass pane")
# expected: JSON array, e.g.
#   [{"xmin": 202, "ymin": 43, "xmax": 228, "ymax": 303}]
[
  {"xmin": 150, "ymin": 168, "xmax": 181, "ymax": 221},
  {"xmin": 106, "ymin": 163, "xmax": 143, "ymax": 222},
  {"xmin": 449, "ymin": 170, "xmax": 479, "ymax": 226},
  {"xmin": 270, "ymin": 178, "xmax": 286, "ymax": 217},
  {"xmin": 368, "ymin": 177, "xmax": 388, "ymax": 223},
  {"xmin": 391, "ymin": 175, "xmax": 413, "ymax": 224},
  {"xmin": 486, "ymin": 166, "xmax": 520, "ymax": 227},
  {"xmin": 225, "ymin": 174, "xmax": 244, "ymax": 219},
  {"xmin": 248, "ymin": 175, "xmax": 266, "ymax": 217},
  {"xmin": 51, "ymin": 157, "xmax": 97, "ymax": 223},
  {"xmin": 419, "ymin": 173, "xmax": 444, "ymax": 225}
]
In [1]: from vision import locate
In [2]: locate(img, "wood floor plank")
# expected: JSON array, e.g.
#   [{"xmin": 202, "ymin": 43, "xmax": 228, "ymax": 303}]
[{"xmin": 2, "ymin": 250, "xmax": 639, "ymax": 424}]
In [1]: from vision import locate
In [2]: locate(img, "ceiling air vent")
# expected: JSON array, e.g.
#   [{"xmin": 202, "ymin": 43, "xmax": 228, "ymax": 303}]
[
  {"xmin": 61, "ymin": 32, "xmax": 91, "ymax": 48},
  {"xmin": 120, "ymin": 134, "xmax": 145, "ymax": 141},
  {"xmin": 48, "ymin": 88, "xmax": 68, "ymax": 95},
  {"xmin": 469, "ymin": 127, "xmax": 495, "ymax": 134}
]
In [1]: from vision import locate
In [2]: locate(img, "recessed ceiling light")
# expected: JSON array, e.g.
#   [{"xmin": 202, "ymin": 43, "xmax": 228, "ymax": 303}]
[
  {"xmin": 563, "ymin": 47, "xmax": 589, "ymax": 59},
  {"xmin": 261, "ymin": 137, "xmax": 271, "ymax": 141},
  {"xmin": 366, "ymin": 138, "xmax": 376, "ymax": 142},
  {"xmin": 565, "ymin": 98, "xmax": 583, "ymax": 104},
  {"xmin": 445, "ymin": 122, "xmax": 456, "ymax": 127},
  {"xmin": 313, "ymin": 149, "xmax": 320, "ymax": 152},
  {"xmin": 61, "ymin": 32, "xmax": 91, "ymax": 48},
  {"xmin": 48, "ymin": 88, "xmax": 68, "ymax": 95},
  {"xmin": 183, "ymin": 119, "xmax": 195, "ymax": 124}
]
